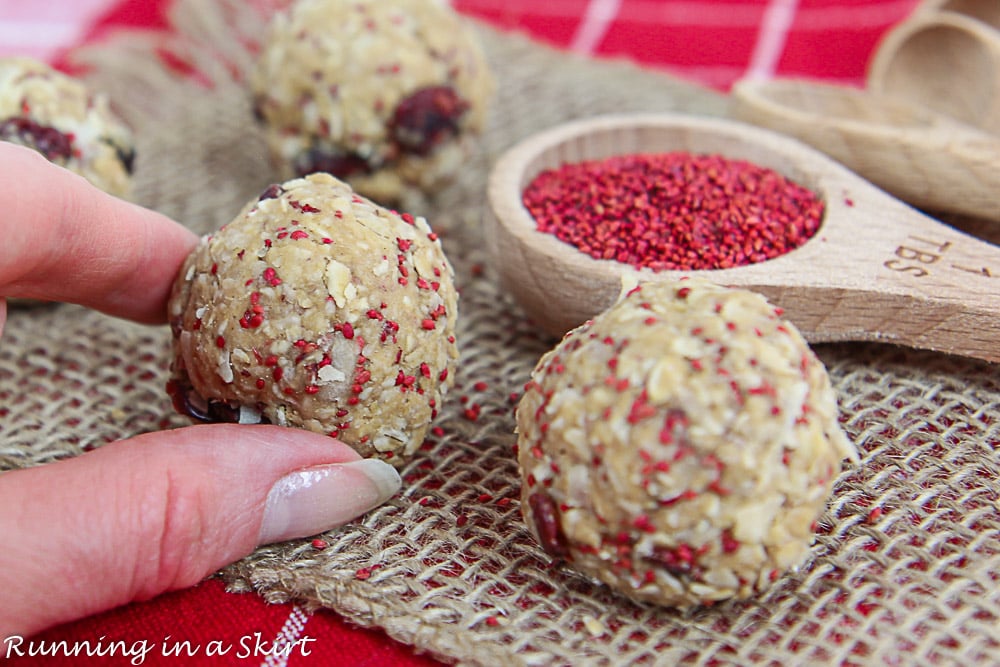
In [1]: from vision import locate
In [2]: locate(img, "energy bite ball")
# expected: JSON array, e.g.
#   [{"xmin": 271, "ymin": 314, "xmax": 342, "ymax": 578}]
[
  {"xmin": 251, "ymin": 0, "xmax": 493, "ymax": 202},
  {"xmin": 167, "ymin": 173, "xmax": 458, "ymax": 464},
  {"xmin": 516, "ymin": 279, "xmax": 857, "ymax": 608},
  {"xmin": 0, "ymin": 57, "xmax": 134, "ymax": 198}
]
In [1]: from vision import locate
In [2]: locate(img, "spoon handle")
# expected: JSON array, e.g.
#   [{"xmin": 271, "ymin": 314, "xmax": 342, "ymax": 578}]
[{"xmin": 728, "ymin": 196, "xmax": 1000, "ymax": 362}]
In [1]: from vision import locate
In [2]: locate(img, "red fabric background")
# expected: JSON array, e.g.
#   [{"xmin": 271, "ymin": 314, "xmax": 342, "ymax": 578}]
[
  {"xmin": 2, "ymin": 0, "xmax": 920, "ymax": 664},
  {"xmin": 9, "ymin": 579, "xmax": 440, "ymax": 666}
]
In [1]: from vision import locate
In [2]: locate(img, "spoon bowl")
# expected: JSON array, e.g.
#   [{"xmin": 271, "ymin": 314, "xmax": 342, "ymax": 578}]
[
  {"xmin": 868, "ymin": 10, "xmax": 1000, "ymax": 134},
  {"xmin": 919, "ymin": 0, "xmax": 1000, "ymax": 30},
  {"xmin": 485, "ymin": 113, "xmax": 1000, "ymax": 362},
  {"xmin": 729, "ymin": 77, "xmax": 1000, "ymax": 222}
]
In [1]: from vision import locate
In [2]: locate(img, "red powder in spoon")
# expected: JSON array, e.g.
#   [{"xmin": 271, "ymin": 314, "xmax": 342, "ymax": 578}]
[{"xmin": 522, "ymin": 152, "xmax": 824, "ymax": 271}]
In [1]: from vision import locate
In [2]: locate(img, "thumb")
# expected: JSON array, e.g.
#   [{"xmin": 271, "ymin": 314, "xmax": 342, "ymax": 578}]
[{"xmin": 0, "ymin": 424, "xmax": 401, "ymax": 638}]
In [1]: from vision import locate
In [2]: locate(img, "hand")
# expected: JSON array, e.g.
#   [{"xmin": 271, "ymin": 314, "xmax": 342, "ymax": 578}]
[{"xmin": 0, "ymin": 144, "xmax": 401, "ymax": 638}]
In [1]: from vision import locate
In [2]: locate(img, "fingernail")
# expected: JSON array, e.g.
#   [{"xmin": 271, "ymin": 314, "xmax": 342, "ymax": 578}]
[{"xmin": 258, "ymin": 459, "xmax": 401, "ymax": 545}]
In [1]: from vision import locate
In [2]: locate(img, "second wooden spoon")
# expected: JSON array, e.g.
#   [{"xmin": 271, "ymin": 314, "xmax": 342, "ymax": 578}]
[{"xmin": 729, "ymin": 77, "xmax": 1000, "ymax": 223}]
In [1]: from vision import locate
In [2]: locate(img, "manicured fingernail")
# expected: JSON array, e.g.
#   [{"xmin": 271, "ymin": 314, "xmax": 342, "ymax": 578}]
[{"xmin": 258, "ymin": 459, "xmax": 401, "ymax": 545}]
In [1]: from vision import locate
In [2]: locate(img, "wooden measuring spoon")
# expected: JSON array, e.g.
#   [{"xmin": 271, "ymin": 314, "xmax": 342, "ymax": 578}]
[
  {"xmin": 728, "ymin": 77, "xmax": 1000, "ymax": 223},
  {"xmin": 868, "ymin": 9, "xmax": 1000, "ymax": 134},
  {"xmin": 485, "ymin": 113, "xmax": 1000, "ymax": 363},
  {"xmin": 914, "ymin": 0, "xmax": 1000, "ymax": 33}
]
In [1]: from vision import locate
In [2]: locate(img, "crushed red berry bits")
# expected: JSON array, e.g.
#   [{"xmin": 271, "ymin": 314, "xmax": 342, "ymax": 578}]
[{"xmin": 522, "ymin": 152, "xmax": 824, "ymax": 272}]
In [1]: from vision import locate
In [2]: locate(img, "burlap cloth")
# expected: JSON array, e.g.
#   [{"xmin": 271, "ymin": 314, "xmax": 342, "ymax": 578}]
[{"xmin": 2, "ymin": 1, "xmax": 998, "ymax": 664}]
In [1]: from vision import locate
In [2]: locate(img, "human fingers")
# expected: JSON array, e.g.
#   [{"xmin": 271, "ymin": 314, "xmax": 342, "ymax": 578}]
[
  {"xmin": 0, "ymin": 143, "xmax": 198, "ymax": 323},
  {"xmin": 0, "ymin": 424, "xmax": 400, "ymax": 639}
]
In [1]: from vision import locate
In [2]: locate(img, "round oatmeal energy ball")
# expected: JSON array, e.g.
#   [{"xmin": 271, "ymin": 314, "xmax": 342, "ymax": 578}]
[
  {"xmin": 251, "ymin": 0, "xmax": 494, "ymax": 203},
  {"xmin": 0, "ymin": 57, "xmax": 134, "ymax": 198},
  {"xmin": 167, "ymin": 173, "xmax": 458, "ymax": 464},
  {"xmin": 516, "ymin": 279, "xmax": 858, "ymax": 608}
]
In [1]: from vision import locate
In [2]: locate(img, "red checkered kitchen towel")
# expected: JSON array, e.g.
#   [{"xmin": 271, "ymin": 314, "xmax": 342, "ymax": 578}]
[{"xmin": 0, "ymin": 0, "xmax": 919, "ymax": 665}]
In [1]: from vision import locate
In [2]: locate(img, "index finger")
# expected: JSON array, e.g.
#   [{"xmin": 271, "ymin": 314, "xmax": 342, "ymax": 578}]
[{"xmin": 0, "ymin": 143, "xmax": 199, "ymax": 323}]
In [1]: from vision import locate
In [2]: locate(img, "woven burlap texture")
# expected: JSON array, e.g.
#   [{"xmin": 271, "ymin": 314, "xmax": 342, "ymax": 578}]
[{"xmin": 1, "ymin": 1, "xmax": 997, "ymax": 664}]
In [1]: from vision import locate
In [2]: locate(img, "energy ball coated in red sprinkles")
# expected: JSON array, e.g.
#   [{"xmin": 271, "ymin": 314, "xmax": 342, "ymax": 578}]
[
  {"xmin": 0, "ymin": 57, "xmax": 135, "ymax": 199},
  {"xmin": 251, "ymin": 0, "xmax": 494, "ymax": 203},
  {"xmin": 522, "ymin": 152, "xmax": 824, "ymax": 271},
  {"xmin": 516, "ymin": 279, "xmax": 857, "ymax": 608},
  {"xmin": 167, "ymin": 173, "xmax": 458, "ymax": 465}
]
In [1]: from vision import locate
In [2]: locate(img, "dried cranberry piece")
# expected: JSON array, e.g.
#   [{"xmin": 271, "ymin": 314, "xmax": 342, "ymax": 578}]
[
  {"xmin": 206, "ymin": 400, "xmax": 242, "ymax": 423},
  {"xmin": 165, "ymin": 378, "xmax": 268, "ymax": 425},
  {"xmin": 168, "ymin": 315, "xmax": 185, "ymax": 339},
  {"xmin": 114, "ymin": 143, "xmax": 136, "ymax": 174},
  {"xmin": 0, "ymin": 116, "xmax": 73, "ymax": 162},
  {"xmin": 166, "ymin": 378, "xmax": 211, "ymax": 422},
  {"xmin": 294, "ymin": 147, "xmax": 372, "ymax": 180},
  {"xmin": 390, "ymin": 86, "xmax": 469, "ymax": 156},
  {"xmin": 257, "ymin": 183, "xmax": 285, "ymax": 201},
  {"xmin": 528, "ymin": 491, "xmax": 570, "ymax": 559},
  {"xmin": 645, "ymin": 545, "xmax": 702, "ymax": 580},
  {"xmin": 251, "ymin": 97, "xmax": 268, "ymax": 124}
]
